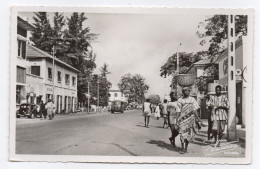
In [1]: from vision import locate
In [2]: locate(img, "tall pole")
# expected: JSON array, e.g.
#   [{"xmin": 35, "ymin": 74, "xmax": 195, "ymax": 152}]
[
  {"xmin": 97, "ymin": 77, "xmax": 100, "ymax": 113},
  {"xmin": 88, "ymin": 81, "xmax": 90, "ymax": 113},
  {"xmin": 227, "ymin": 15, "xmax": 237, "ymax": 140},
  {"xmin": 52, "ymin": 46, "xmax": 55, "ymax": 101},
  {"xmin": 176, "ymin": 43, "xmax": 181, "ymax": 96}
]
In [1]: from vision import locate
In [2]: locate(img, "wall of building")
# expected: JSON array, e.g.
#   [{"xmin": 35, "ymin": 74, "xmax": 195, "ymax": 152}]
[
  {"xmin": 109, "ymin": 90, "xmax": 127, "ymax": 102},
  {"xmin": 26, "ymin": 57, "xmax": 78, "ymax": 113}
]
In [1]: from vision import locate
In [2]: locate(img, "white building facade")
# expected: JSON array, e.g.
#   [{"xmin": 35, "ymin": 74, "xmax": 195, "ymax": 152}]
[
  {"xmin": 108, "ymin": 85, "xmax": 128, "ymax": 103},
  {"xmin": 16, "ymin": 16, "xmax": 34, "ymax": 108},
  {"xmin": 25, "ymin": 45, "xmax": 80, "ymax": 113}
]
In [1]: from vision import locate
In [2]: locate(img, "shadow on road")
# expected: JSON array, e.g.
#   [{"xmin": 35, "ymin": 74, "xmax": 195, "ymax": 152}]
[
  {"xmin": 146, "ymin": 140, "xmax": 181, "ymax": 152},
  {"xmin": 136, "ymin": 124, "xmax": 145, "ymax": 128}
]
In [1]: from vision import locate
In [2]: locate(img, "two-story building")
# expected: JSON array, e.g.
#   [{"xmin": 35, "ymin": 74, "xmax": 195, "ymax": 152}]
[
  {"xmin": 16, "ymin": 16, "xmax": 34, "ymax": 106},
  {"xmin": 25, "ymin": 44, "xmax": 80, "ymax": 113},
  {"xmin": 108, "ymin": 85, "xmax": 128, "ymax": 103},
  {"xmin": 16, "ymin": 16, "xmax": 80, "ymax": 113}
]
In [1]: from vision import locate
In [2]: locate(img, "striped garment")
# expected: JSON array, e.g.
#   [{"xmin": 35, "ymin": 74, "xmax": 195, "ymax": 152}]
[
  {"xmin": 177, "ymin": 97, "xmax": 200, "ymax": 142},
  {"xmin": 207, "ymin": 95, "xmax": 229, "ymax": 121}
]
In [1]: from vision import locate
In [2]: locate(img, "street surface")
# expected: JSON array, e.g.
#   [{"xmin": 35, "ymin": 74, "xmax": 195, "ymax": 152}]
[{"xmin": 16, "ymin": 110, "xmax": 245, "ymax": 157}]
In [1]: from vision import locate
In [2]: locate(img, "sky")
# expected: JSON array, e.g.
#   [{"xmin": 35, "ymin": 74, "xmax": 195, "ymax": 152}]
[{"xmin": 20, "ymin": 12, "xmax": 210, "ymax": 100}]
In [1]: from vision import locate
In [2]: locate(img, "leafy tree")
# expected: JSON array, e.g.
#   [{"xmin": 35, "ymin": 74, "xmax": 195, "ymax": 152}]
[
  {"xmin": 160, "ymin": 52, "xmax": 202, "ymax": 78},
  {"xmin": 30, "ymin": 12, "xmax": 54, "ymax": 53},
  {"xmin": 52, "ymin": 12, "xmax": 68, "ymax": 62},
  {"xmin": 118, "ymin": 73, "xmax": 149, "ymax": 103},
  {"xmin": 197, "ymin": 15, "xmax": 248, "ymax": 58},
  {"xmin": 196, "ymin": 64, "xmax": 219, "ymax": 92},
  {"xmin": 64, "ymin": 12, "xmax": 98, "ymax": 72}
]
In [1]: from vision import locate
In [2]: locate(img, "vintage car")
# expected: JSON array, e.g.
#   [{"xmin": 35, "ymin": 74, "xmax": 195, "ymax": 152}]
[
  {"xmin": 16, "ymin": 103, "xmax": 39, "ymax": 118},
  {"xmin": 111, "ymin": 100, "xmax": 127, "ymax": 114}
]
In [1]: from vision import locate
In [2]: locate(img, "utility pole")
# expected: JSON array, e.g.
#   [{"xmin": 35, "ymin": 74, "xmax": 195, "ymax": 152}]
[
  {"xmin": 52, "ymin": 46, "xmax": 55, "ymax": 102},
  {"xmin": 227, "ymin": 15, "xmax": 237, "ymax": 140},
  {"xmin": 176, "ymin": 43, "xmax": 182, "ymax": 97},
  {"xmin": 87, "ymin": 81, "xmax": 90, "ymax": 113},
  {"xmin": 97, "ymin": 76, "xmax": 100, "ymax": 113}
]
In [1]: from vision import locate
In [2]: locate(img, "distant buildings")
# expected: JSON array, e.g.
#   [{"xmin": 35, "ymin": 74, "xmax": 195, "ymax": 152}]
[
  {"xmin": 108, "ymin": 85, "xmax": 128, "ymax": 103},
  {"xmin": 16, "ymin": 16, "xmax": 80, "ymax": 113}
]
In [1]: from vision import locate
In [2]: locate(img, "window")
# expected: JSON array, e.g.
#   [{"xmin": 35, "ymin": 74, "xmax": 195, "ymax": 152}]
[
  {"xmin": 17, "ymin": 66, "xmax": 26, "ymax": 84},
  {"xmin": 57, "ymin": 71, "xmax": 61, "ymax": 82},
  {"xmin": 121, "ymin": 93, "xmax": 123, "ymax": 97},
  {"xmin": 31, "ymin": 66, "xmax": 40, "ymax": 76},
  {"xmin": 72, "ymin": 76, "xmax": 76, "ymax": 86},
  {"xmin": 48, "ymin": 67, "xmax": 52, "ymax": 79},
  {"xmin": 65, "ymin": 74, "xmax": 70, "ymax": 84},
  {"xmin": 114, "ymin": 93, "xmax": 118, "ymax": 97},
  {"xmin": 17, "ymin": 39, "xmax": 26, "ymax": 59}
]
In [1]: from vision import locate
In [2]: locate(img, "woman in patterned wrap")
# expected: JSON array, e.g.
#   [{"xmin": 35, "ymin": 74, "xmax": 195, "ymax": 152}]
[{"xmin": 177, "ymin": 86, "xmax": 202, "ymax": 154}]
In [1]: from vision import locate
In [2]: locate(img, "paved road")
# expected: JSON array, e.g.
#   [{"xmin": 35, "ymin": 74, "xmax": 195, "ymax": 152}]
[{"xmin": 16, "ymin": 110, "xmax": 245, "ymax": 157}]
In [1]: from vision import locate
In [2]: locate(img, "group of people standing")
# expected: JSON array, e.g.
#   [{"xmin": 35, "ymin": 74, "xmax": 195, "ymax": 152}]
[
  {"xmin": 39, "ymin": 99, "xmax": 56, "ymax": 120},
  {"xmin": 142, "ymin": 85, "xmax": 230, "ymax": 154}
]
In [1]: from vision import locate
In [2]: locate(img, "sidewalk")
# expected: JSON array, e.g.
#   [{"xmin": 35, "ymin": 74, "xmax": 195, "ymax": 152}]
[{"xmin": 199, "ymin": 119, "xmax": 245, "ymax": 157}]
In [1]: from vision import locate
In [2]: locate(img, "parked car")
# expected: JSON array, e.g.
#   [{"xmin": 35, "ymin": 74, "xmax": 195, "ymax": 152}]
[
  {"xmin": 111, "ymin": 100, "xmax": 127, "ymax": 114},
  {"xmin": 16, "ymin": 103, "xmax": 39, "ymax": 118}
]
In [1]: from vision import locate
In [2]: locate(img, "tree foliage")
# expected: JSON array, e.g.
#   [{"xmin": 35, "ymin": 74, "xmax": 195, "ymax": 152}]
[
  {"xmin": 160, "ymin": 52, "xmax": 203, "ymax": 78},
  {"xmin": 100, "ymin": 63, "xmax": 111, "ymax": 78},
  {"xmin": 197, "ymin": 15, "xmax": 248, "ymax": 58},
  {"xmin": 196, "ymin": 65, "xmax": 219, "ymax": 92},
  {"xmin": 118, "ymin": 73, "xmax": 149, "ymax": 103},
  {"xmin": 30, "ymin": 12, "xmax": 102, "ymax": 104},
  {"xmin": 30, "ymin": 12, "xmax": 54, "ymax": 53}
]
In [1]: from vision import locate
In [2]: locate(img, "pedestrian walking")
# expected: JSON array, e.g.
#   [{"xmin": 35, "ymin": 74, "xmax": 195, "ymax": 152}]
[
  {"xmin": 206, "ymin": 85, "xmax": 229, "ymax": 147},
  {"xmin": 161, "ymin": 99, "xmax": 168, "ymax": 128},
  {"xmin": 39, "ymin": 100, "xmax": 45, "ymax": 119},
  {"xmin": 45, "ymin": 99, "xmax": 55, "ymax": 120},
  {"xmin": 205, "ymin": 94, "xmax": 213, "ymax": 142},
  {"xmin": 143, "ymin": 98, "xmax": 152, "ymax": 128},
  {"xmin": 154, "ymin": 103, "xmax": 161, "ymax": 120},
  {"xmin": 167, "ymin": 91, "xmax": 180, "ymax": 147},
  {"xmin": 177, "ymin": 86, "xmax": 203, "ymax": 154}
]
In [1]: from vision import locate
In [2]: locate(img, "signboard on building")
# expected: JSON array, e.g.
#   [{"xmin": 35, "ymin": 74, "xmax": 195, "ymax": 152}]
[{"xmin": 46, "ymin": 87, "xmax": 53, "ymax": 93}]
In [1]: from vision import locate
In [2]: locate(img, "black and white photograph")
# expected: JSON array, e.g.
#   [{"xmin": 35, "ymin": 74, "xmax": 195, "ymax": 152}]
[{"xmin": 9, "ymin": 6, "xmax": 253, "ymax": 164}]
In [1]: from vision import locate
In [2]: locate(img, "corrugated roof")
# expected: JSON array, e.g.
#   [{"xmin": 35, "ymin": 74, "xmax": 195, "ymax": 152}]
[{"xmin": 26, "ymin": 45, "xmax": 81, "ymax": 73}]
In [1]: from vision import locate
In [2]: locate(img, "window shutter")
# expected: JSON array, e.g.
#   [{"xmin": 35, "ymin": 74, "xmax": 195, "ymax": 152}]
[{"xmin": 22, "ymin": 41, "xmax": 26, "ymax": 59}]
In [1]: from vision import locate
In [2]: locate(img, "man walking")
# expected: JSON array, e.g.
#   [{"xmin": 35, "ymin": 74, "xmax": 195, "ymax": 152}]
[{"xmin": 143, "ymin": 98, "xmax": 152, "ymax": 128}]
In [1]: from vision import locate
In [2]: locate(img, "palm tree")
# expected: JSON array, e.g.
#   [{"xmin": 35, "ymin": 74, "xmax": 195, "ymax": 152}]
[{"xmin": 100, "ymin": 63, "xmax": 111, "ymax": 78}]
